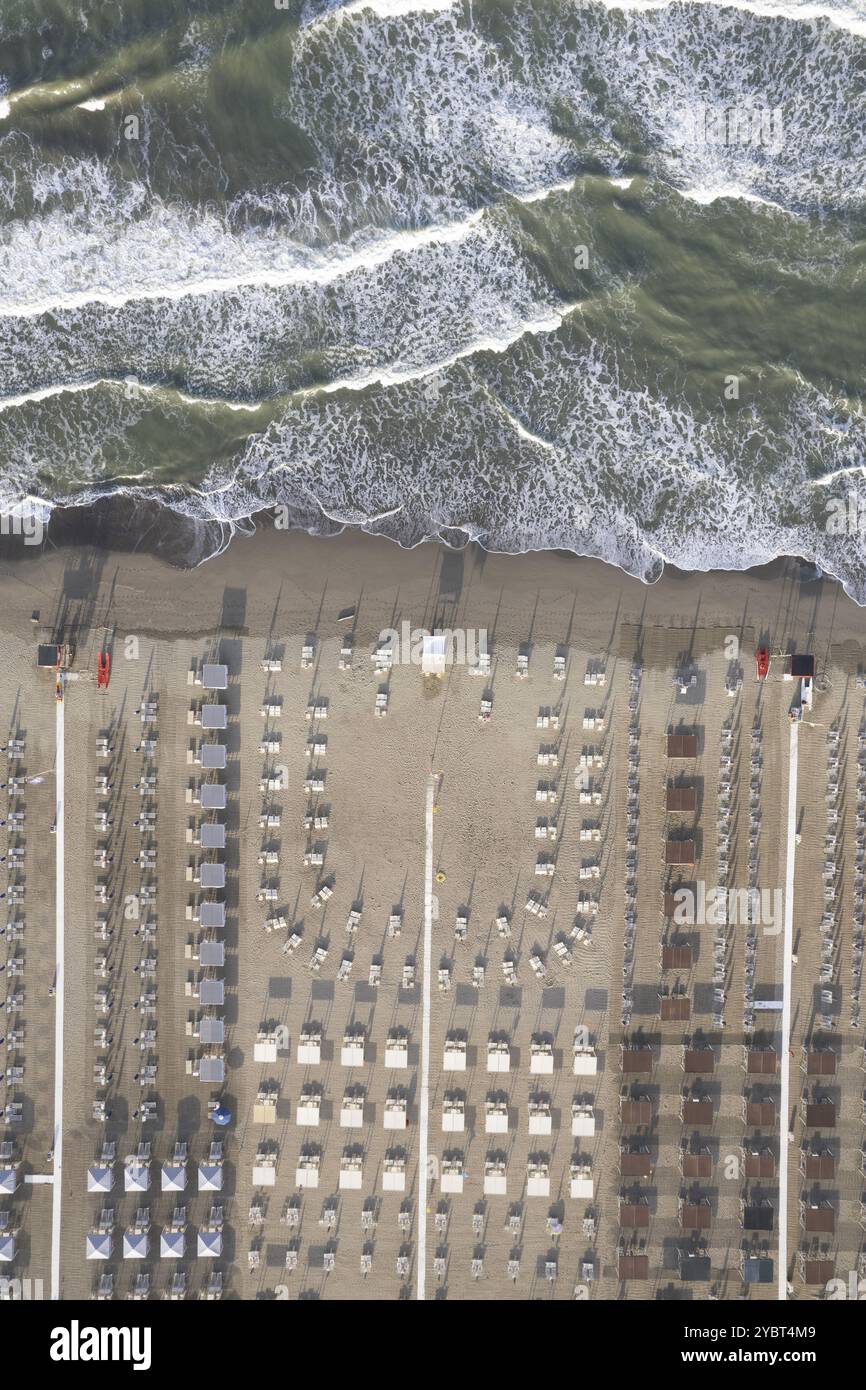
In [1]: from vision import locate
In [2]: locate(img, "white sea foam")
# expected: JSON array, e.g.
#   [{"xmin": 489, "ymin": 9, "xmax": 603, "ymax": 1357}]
[
  {"xmin": 0, "ymin": 378, "xmax": 267, "ymax": 414},
  {"xmin": 679, "ymin": 183, "xmax": 798, "ymax": 213},
  {"xmin": 0, "ymin": 182, "xmax": 488, "ymax": 318},
  {"xmin": 303, "ymin": 0, "xmax": 455, "ymax": 25},
  {"xmin": 305, "ymin": 0, "xmax": 866, "ymax": 35},
  {"xmin": 598, "ymin": 0, "xmax": 866, "ymax": 39}
]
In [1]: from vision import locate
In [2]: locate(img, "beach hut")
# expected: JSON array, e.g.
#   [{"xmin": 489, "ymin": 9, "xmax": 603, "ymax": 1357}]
[
  {"xmin": 421, "ymin": 633, "xmax": 448, "ymax": 676},
  {"xmin": 483, "ymin": 1159, "xmax": 507, "ymax": 1196},
  {"xmin": 620, "ymin": 1202, "xmax": 650, "ymax": 1229},
  {"xmin": 196, "ymin": 977, "xmax": 224, "ymax": 1007},
  {"xmin": 440, "ymin": 1156, "xmax": 465, "ymax": 1194},
  {"xmin": 621, "ymin": 1098, "xmax": 653, "ymax": 1125},
  {"xmin": 383, "ymin": 1095, "xmax": 407, "ymax": 1130},
  {"xmin": 680, "ymin": 1199, "xmax": 712, "ymax": 1230},
  {"xmin": 526, "ymin": 1158, "xmax": 550, "ymax": 1198},
  {"xmin": 197, "ymin": 1229, "xmax": 223, "ymax": 1259},
  {"xmin": 341, "ymin": 1031, "xmax": 366, "ymax": 1067},
  {"xmin": 382, "ymin": 1153, "xmax": 406, "ymax": 1192},
  {"xmin": 804, "ymin": 1101, "xmax": 836, "ymax": 1127},
  {"xmin": 86, "ymin": 1164, "xmax": 112, "ymax": 1194},
  {"xmin": 573, "ymin": 1042, "xmax": 598, "ymax": 1075},
  {"xmin": 571, "ymin": 1102, "xmax": 596, "ymax": 1137},
  {"xmin": 201, "ymin": 664, "xmax": 228, "ymax": 690},
  {"xmin": 0, "ymin": 1165, "xmax": 19, "ymax": 1195},
  {"xmin": 667, "ymin": 733, "xmax": 698, "ymax": 758},
  {"xmin": 200, "ymin": 1017, "xmax": 224, "ymax": 1045},
  {"xmin": 528, "ymin": 1099, "xmax": 552, "ymax": 1136},
  {"xmin": 86, "ymin": 1233, "xmax": 112, "ymax": 1261},
  {"xmin": 295, "ymin": 1154, "xmax": 320, "ymax": 1189},
  {"xmin": 199, "ymin": 864, "xmax": 226, "ymax": 891},
  {"xmin": 253, "ymin": 1035, "xmax": 278, "ymax": 1063},
  {"xmin": 486, "ymin": 1037, "xmax": 511, "ymax": 1074},
  {"xmin": 161, "ymin": 1164, "xmax": 187, "ymax": 1194},
  {"xmin": 201, "ymin": 703, "xmax": 227, "ymax": 730},
  {"xmin": 124, "ymin": 1162, "xmax": 150, "ymax": 1194},
  {"xmin": 197, "ymin": 1165, "xmax": 223, "ymax": 1193},
  {"xmin": 746, "ymin": 1046, "xmax": 777, "ymax": 1075},
  {"xmin": 384, "ymin": 1032, "xmax": 410, "ymax": 1068},
  {"xmin": 529, "ymin": 1037, "xmax": 554, "ymax": 1075},
  {"xmin": 484, "ymin": 1097, "xmax": 509, "ymax": 1134},
  {"xmin": 339, "ymin": 1152, "xmax": 364, "ymax": 1190},
  {"xmin": 665, "ymin": 839, "xmax": 696, "ymax": 866},
  {"xmin": 123, "ymin": 1231, "xmax": 149, "ymax": 1260},
  {"xmin": 297, "ymin": 1029, "xmax": 321, "ymax": 1066},
  {"xmin": 200, "ymin": 781, "xmax": 227, "ymax": 809},
  {"xmin": 199, "ymin": 902, "xmax": 225, "ymax": 930},
  {"xmin": 160, "ymin": 1230, "xmax": 186, "ymax": 1260},
  {"xmin": 621, "ymin": 1045, "xmax": 654, "ymax": 1075},
  {"xmin": 666, "ymin": 786, "xmax": 697, "ymax": 813},
  {"xmin": 570, "ymin": 1163, "xmax": 593, "ymax": 1200},
  {"xmin": 682, "ymin": 1098, "xmax": 714, "ymax": 1126},
  {"xmin": 442, "ymin": 1095, "xmax": 465, "ymax": 1133},
  {"xmin": 199, "ymin": 1056, "xmax": 225, "ymax": 1084},
  {"xmin": 683, "ymin": 1046, "xmax": 715, "ymax": 1074},
  {"xmin": 338, "ymin": 1092, "xmax": 362, "ymax": 1128}
]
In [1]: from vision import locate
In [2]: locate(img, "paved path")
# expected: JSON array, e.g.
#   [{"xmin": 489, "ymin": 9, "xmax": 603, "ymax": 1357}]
[
  {"xmin": 778, "ymin": 719, "xmax": 798, "ymax": 1300},
  {"xmin": 416, "ymin": 775, "xmax": 435, "ymax": 1300},
  {"xmin": 50, "ymin": 691, "xmax": 64, "ymax": 1300}
]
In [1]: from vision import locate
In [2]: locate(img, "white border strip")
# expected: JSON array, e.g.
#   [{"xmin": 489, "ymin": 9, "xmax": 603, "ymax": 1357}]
[{"xmin": 777, "ymin": 720, "xmax": 798, "ymax": 1300}]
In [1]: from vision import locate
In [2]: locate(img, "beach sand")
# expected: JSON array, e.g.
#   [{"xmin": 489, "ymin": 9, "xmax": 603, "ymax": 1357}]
[{"xmin": 1, "ymin": 526, "xmax": 864, "ymax": 1300}]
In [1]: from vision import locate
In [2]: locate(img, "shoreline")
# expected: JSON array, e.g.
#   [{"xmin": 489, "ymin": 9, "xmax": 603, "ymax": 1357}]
[
  {"xmin": 0, "ymin": 492, "xmax": 847, "ymax": 612},
  {"xmin": 0, "ymin": 509, "xmax": 863, "ymax": 681}
]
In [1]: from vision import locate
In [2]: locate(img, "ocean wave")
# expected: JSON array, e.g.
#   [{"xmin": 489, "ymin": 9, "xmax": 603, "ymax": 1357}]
[
  {"xmin": 1, "ymin": 0, "xmax": 859, "ymax": 323},
  {"xmin": 22, "ymin": 328, "xmax": 856, "ymax": 593},
  {"xmin": 3, "ymin": 326, "xmax": 866, "ymax": 601},
  {"xmin": 302, "ymin": 0, "xmax": 866, "ymax": 38}
]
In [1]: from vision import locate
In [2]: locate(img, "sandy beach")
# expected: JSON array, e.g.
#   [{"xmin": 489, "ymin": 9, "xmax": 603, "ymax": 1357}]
[{"xmin": 0, "ymin": 525, "xmax": 864, "ymax": 1301}]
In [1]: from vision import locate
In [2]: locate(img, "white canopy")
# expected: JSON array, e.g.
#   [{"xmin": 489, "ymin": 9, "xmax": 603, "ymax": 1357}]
[
  {"xmin": 197, "ymin": 1164, "xmax": 223, "ymax": 1192},
  {"xmin": 160, "ymin": 1231, "xmax": 185, "ymax": 1260},
  {"xmin": 124, "ymin": 1164, "xmax": 149, "ymax": 1193},
  {"xmin": 161, "ymin": 1164, "xmax": 187, "ymax": 1193},
  {"xmin": 197, "ymin": 1230, "xmax": 222, "ymax": 1258},
  {"xmin": 123, "ymin": 1231, "xmax": 149, "ymax": 1260},
  {"xmin": 86, "ymin": 1165, "xmax": 113, "ymax": 1193},
  {"xmin": 0, "ymin": 1167, "xmax": 19, "ymax": 1194},
  {"xmin": 85, "ymin": 1233, "xmax": 112, "ymax": 1260}
]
